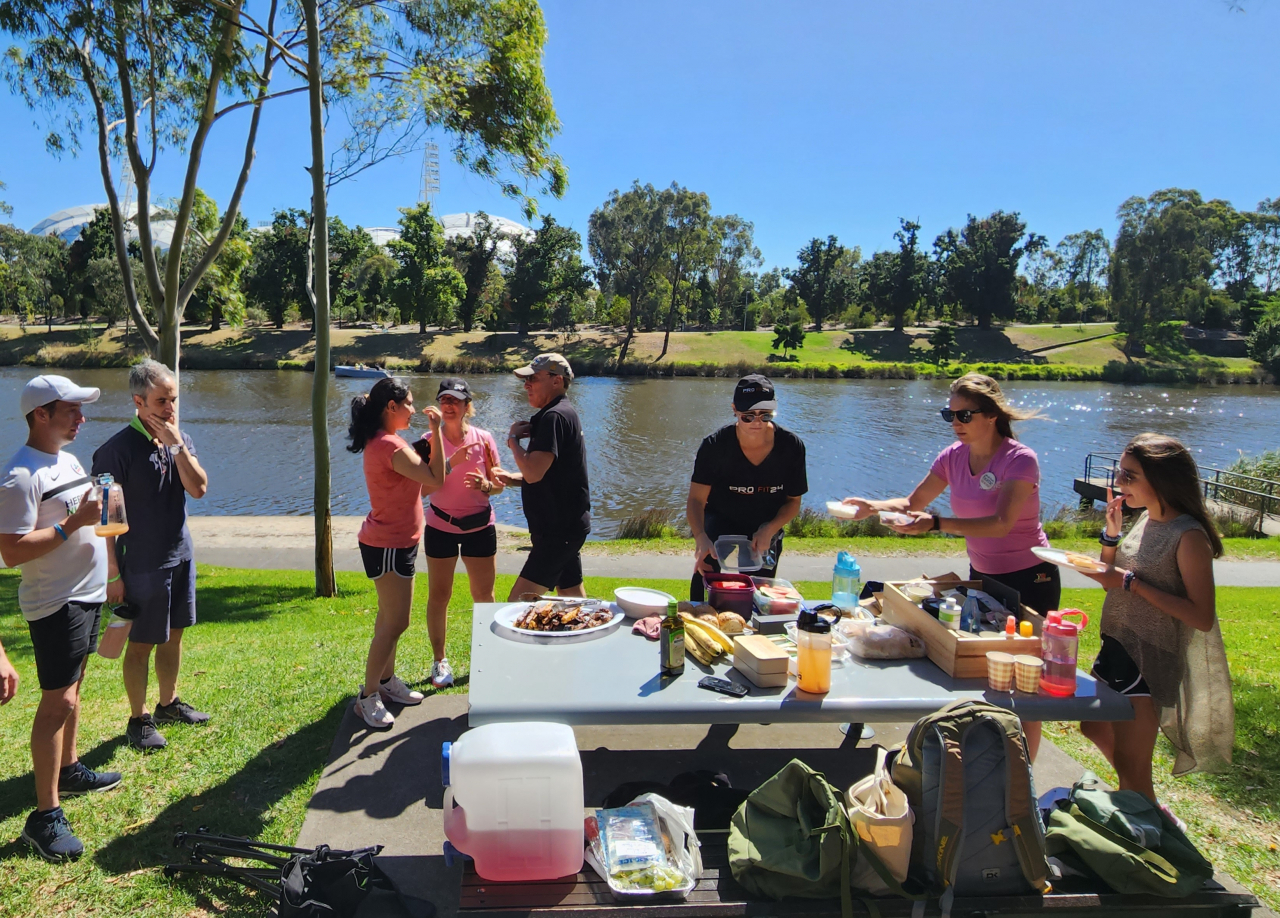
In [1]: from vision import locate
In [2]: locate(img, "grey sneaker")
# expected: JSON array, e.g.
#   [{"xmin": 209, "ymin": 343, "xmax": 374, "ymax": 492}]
[
  {"xmin": 22, "ymin": 807, "xmax": 84, "ymax": 863},
  {"xmin": 126, "ymin": 713, "xmax": 168, "ymax": 750},
  {"xmin": 430, "ymin": 658, "xmax": 455, "ymax": 688},
  {"xmin": 154, "ymin": 698, "xmax": 210, "ymax": 725},
  {"xmin": 58, "ymin": 761, "xmax": 122, "ymax": 797}
]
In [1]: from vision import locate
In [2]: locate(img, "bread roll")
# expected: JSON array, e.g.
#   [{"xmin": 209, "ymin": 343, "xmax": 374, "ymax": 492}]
[{"xmin": 717, "ymin": 611, "xmax": 746, "ymax": 634}]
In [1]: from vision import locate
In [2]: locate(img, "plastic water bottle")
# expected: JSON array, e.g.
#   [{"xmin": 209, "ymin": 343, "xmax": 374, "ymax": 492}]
[{"xmin": 831, "ymin": 551, "xmax": 862, "ymax": 612}]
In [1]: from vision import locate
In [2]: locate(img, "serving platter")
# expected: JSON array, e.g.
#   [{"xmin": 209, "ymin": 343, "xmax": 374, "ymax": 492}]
[
  {"xmin": 1032, "ymin": 545, "xmax": 1108, "ymax": 573},
  {"xmin": 491, "ymin": 601, "xmax": 626, "ymax": 645}
]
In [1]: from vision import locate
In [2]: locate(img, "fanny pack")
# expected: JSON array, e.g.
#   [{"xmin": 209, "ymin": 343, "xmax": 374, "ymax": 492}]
[{"xmin": 430, "ymin": 503, "xmax": 491, "ymax": 533}]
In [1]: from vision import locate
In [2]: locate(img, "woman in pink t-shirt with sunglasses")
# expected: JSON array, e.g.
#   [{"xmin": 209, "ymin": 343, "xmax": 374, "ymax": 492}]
[{"xmin": 841, "ymin": 373, "xmax": 1055, "ymax": 758}]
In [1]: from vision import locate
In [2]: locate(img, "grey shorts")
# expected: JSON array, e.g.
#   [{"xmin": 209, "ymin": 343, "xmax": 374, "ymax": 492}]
[{"xmin": 123, "ymin": 559, "xmax": 197, "ymax": 645}]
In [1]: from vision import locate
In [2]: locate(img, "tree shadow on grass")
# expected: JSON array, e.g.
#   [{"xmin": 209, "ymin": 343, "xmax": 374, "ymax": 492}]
[
  {"xmin": 0, "ymin": 736, "xmax": 128, "ymax": 825},
  {"xmin": 841, "ymin": 327, "xmax": 1049, "ymax": 365},
  {"xmin": 192, "ymin": 581, "xmax": 316, "ymax": 626},
  {"xmin": 94, "ymin": 697, "xmax": 349, "ymax": 877}
]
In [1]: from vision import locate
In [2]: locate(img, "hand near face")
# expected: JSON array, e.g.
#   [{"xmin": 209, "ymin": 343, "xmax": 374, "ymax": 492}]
[
  {"xmin": 1105, "ymin": 487, "xmax": 1125, "ymax": 538},
  {"xmin": 423, "ymin": 406, "xmax": 443, "ymax": 430},
  {"xmin": 142, "ymin": 412, "xmax": 183, "ymax": 448}
]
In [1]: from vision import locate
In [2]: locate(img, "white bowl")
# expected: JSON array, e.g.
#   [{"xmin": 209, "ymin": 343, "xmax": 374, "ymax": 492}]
[{"xmin": 613, "ymin": 586, "xmax": 676, "ymax": 619}]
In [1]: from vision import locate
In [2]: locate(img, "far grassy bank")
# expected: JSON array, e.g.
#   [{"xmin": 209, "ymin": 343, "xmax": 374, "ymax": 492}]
[{"xmin": 0, "ymin": 322, "xmax": 1267, "ymax": 385}]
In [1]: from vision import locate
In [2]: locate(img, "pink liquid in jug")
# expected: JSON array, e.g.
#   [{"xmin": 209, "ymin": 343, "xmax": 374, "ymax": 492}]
[
  {"xmin": 444, "ymin": 815, "xmax": 583, "ymax": 881},
  {"xmin": 1040, "ymin": 609, "xmax": 1089, "ymax": 697}
]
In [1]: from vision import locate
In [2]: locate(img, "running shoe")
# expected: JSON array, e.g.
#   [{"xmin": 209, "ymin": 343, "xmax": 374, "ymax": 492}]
[
  {"xmin": 355, "ymin": 690, "xmax": 394, "ymax": 730},
  {"xmin": 126, "ymin": 713, "xmax": 168, "ymax": 751},
  {"xmin": 430, "ymin": 658, "xmax": 455, "ymax": 688},
  {"xmin": 58, "ymin": 762, "xmax": 122, "ymax": 797},
  {"xmin": 22, "ymin": 807, "xmax": 84, "ymax": 863},
  {"xmin": 378, "ymin": 674, "xmax": 424, "ymax": 706},
  {"xmin": 154, "ymin": 697, "xmax": 211, "ymax": 725}
]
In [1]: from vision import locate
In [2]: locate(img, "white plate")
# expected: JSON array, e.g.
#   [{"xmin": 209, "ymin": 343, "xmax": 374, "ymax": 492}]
[
  {"xmin": 825, "ymin": 500, "xmax": 860, "ymax": 520},
  {"xmin": 878, "ymin": 510, "xmax": 915, "ymax": 526},
  {"xmin": 491, "ymin": 602, "xmax": 626, "ymax": 644},
  {"xmin": 1032, "ymin": 546, "xmax": 1108, "ymax": 573}
]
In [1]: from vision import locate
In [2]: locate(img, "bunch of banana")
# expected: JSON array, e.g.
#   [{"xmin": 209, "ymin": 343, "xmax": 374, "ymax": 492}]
[{"xmin": 679, "ymin": 612, "xmax": 735, "ymax": 666}]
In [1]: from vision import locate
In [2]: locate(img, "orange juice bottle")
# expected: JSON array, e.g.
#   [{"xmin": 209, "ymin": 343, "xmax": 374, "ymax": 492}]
[
  {"xmin": 795, "ymin": 609, "xmax": 832, "ymax": 694},
  {"xmin": 92, "ymin": 474, "xmax": 130, "ymax": 538}
]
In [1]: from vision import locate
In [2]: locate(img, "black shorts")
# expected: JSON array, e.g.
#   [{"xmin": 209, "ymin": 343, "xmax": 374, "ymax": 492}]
[
  {"xmin": 358, "ymin": 542, "xmax": 418, "ymax": 580},
  {"xmin": 27, "ymin": 601, "xmax": 103, "ymax": 691},
  {"xmin": 970, "ymin": 560, "xmax": 1062, "ymax": 616},
  {"xmin": 124, "ymin": 559, "xmax": 197, "ymax": 646},
  {"xmin": 424, "ymin": 524, "xmax": 497, "ymax": 559},
  {"xmin": 1091, "ymin": 635, "xmax": 1152, "ymax": 697},
  {"xmin": 519, "ymin": 530, "xmax": 587, "ymax": 591}
]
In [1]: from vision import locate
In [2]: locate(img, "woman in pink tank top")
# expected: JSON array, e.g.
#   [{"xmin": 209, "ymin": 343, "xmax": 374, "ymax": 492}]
[{"xmin": 416, "ymin": 378, "xmax": 506, "ymax": 691}]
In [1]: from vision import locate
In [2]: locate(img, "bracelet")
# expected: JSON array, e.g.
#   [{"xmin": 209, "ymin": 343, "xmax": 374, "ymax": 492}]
[
  {"xmin": 930, "ymin": 515, "xmax": 942, "ymax": 532},
  {"xmin": 1122, "ymin": 570, "xmax": 1137, "ymax": 592},
  {"xmin": 107, "ymin": 576, "xmax": 120, "ymax": 584},
  {"xmin": 1099, "ymin": 531, "xmax": 1120, "ymax": 547},
  {"xmin": 53, "ymin": 523, "xmax": 68, "ymax": 541}
]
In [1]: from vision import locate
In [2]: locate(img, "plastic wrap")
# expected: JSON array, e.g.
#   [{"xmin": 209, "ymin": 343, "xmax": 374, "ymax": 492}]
[
  {"xmin": 839, "ymin": 619, "xmax": 927, "ymax": 659},
  {"xmin": 585, "ymin": 794, "xmax": 701, "ymax": 901}
]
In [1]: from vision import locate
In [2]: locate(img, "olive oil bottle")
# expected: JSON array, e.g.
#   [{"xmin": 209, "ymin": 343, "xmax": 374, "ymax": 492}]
[{"xmin": 660, "ymin": 599, "xmax": 685, "ymax": 675}]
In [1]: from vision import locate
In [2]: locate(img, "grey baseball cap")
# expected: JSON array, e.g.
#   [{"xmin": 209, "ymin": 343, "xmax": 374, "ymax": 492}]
[{"xmin": 514, "ymin": 353, "xmax": 574, "ymax": 381}]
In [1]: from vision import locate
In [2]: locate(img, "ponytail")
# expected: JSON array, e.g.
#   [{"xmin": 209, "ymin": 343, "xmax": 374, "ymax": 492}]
[{"xmin": 346, "ymin": 377, "xmax": 410, "ymax": 453}]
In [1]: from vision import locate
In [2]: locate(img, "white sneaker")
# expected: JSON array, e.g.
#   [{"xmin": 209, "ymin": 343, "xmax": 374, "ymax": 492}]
[
  {"xmin": 378, "ymin": 674, "xmax": 424, "ymax": 706},
  {"xmin": 354, "ymin": 689, "xmax": 394, "ymax": 730},
  {"xmin": 430, "ymin": 658, "xmax": 455, "ymax": 688}
]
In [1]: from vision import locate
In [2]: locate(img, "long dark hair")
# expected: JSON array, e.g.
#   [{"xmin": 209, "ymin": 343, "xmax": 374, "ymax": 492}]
[
  {"xmin": 1125, "ymin": 433, "xmax": 1224, "ymax": 558},
  {"xmin": 347, "ymin": 378, "xmax": 410, "ymax": 453}
]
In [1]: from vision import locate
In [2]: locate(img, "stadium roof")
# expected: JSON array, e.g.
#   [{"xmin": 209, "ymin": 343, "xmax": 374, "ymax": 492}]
[{"xmin": 29, "ymin": 203, "xmax": 176, "ymax": 252}]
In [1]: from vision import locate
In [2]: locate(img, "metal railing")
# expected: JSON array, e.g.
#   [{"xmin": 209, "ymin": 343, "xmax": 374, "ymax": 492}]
[{"xmin": 1081, "ymin": 453, "xmax": 1279, "ymax": 534}]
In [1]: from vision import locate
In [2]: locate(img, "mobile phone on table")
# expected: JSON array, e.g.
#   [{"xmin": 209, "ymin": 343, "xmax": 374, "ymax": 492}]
[{"xmin": 697, "ymin": 676, "xmax": 749, "ymax": 697}]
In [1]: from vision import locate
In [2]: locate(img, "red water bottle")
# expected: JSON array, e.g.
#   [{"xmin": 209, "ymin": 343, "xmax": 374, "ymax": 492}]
[{"xmin": 1039, "ymin": 609, "xmax": 1089, "ymax": 697}]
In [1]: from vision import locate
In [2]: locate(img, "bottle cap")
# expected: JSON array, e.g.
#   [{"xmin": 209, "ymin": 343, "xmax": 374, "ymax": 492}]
[
  {"xmin": 1046, "ymin": 611, "xmax": 1062, "ymax": 625},
  {"xmin": 1019, "ymin": 621, "xmax": 1033, "ymax": 637},
  {"xmin": 797, "ymin": 608, "xmax": 832, "ymax": 634},
  {"xmin": 1005, "ymin": 615, "xmax": 1016, "ymax": 635},
  {"xmin": 834, "ymin": 551, "xmax": 861, "ymax": 578}
]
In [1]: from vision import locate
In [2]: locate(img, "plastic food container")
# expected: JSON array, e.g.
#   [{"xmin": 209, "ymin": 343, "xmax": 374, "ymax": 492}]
[
  {"xmin": 713, "ymin": 536, "xmax": 764, "ymax": 572},
  {"xmin": 442, "ymin": 722, "xmax": 584, "ymax": 881},
  {"xmin": 704, "ymin": 573, "xmax": 755, "ymax": 617},
  {"xmin": 751, "ymin": 577, "xmax": 804, "ymax": 615}
]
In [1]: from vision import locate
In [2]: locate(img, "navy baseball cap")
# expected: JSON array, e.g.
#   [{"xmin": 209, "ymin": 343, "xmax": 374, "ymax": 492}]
[
  {"xmin": 437, "ymin": 377, "xmax": 472, "ymax": 400},
  {"xmin": 733, "ymin": 374, "xmax": 776, "ymax": 412}
]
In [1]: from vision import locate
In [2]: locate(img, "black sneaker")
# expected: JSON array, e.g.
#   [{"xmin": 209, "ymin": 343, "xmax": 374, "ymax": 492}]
[
  {"xmin": 126, "ymin": 713, "xmax": 168, "ymax": 750},
  {"xmin": 21, "ymin": 807, "xmax": 84, "ymax": 862},
  {"xmin": 154, "ymin": 698, "xmax": 210, "ymax": 726},
  {"xmin": 58, "ymin": 761, "xmax": 123, "ymax": 796}
]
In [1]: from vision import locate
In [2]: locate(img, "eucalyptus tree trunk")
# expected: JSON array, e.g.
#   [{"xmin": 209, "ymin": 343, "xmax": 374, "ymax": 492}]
[{"xmin": 304, "ymin": 0, "xmax": 336, "ymax": 597}]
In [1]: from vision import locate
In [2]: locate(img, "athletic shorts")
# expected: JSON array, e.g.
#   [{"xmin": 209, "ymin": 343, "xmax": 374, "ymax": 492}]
[
  {"xmin": 124, "ymin": 559, "xmax": 197, "ymax": 646},
  {"xmin": 424, "ymin": 524, "xmax": 497, "ymax": 560},
  {"xmin": 970, "ymin": 560, "xmax": 1062, "ymax": 616},
  {"xmin": 27, "ymin": 601, "xmax": 102, "ymax": 691},
  {"xmin": 359, "ymin": 542, "xmax": 418, "ymax": 580},
  {"xmin": 1091, "ymin": 635, "xmax": 1152, "ymax": 697},
  {"xmin": 519, "ymin": 530, "xmax": 587, "ymax": 591}
]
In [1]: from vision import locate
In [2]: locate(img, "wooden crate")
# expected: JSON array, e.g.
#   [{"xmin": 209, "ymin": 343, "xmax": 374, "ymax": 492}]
[{"xmin": 878, "ymin": 574, "xmax": 1045, "ymax": 679}]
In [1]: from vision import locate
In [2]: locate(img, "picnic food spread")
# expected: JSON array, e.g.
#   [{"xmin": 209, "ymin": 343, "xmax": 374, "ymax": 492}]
[{"xmin": 514, "ymin": 600, "xmax": 614, "ymax": 632}]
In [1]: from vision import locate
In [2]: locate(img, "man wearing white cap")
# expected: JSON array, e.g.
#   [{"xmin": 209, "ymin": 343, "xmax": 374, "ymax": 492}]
[{"xmin": 0, "ymin": 375, "xmax": 122, "ymax": 863}]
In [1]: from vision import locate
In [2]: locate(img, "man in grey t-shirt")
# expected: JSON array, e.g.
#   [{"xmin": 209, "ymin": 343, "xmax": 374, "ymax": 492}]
[{"xmin": 0, "ymin": 375, "xmax": 123, "ymax": 863}]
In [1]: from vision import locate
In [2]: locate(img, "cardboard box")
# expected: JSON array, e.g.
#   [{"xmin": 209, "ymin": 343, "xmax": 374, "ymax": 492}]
[{"xmin": 878, "ymin": 574, "xmax": 1043, "ymax": 679}]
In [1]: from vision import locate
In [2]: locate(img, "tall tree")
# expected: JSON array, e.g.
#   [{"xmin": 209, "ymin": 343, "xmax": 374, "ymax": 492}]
[
  {"xmin": 588, "ymin": 182, "xmax": 668, "ymax": 364},
  {"xmin": 785, "ymin": 235, "xmax": 851, "ymax": 330},
  {"xmin": 708, "ymin": 215, "xmax": 762, "ymax": 329},
  {"xmin": 934, "ymin": 211, "xmax": 1046, "ymax": 329},
  {"xmin": 656, "ymin": 184, "xmax": 712, "ymax": 360},
  {"xmin": 1255, "ymin": 198, "xmax": 1280, "ymax": 295},
  {"xmin": 887, "ymin": 218, "xmax": 926, "ymax": 331},
  {"xmin": 451, "ymin": 212, "xmax": 509, "ymax": 332},
  {"xmin": 1056, "ymin": 229, "xmax": 1111, "ymax": 304},
  {"xmin": 244, "ymin": 210, "xmax": 310, "ymax": 327},
  {"xmin": 507, "ymin": 216, "xmax": 590, "ymax": 334},
  {"xmin": 388, "ymin": 203, "xmax": 465, "ymax": 332}
]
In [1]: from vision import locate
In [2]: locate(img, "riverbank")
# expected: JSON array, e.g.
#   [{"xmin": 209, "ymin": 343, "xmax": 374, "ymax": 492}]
[{"xmin": 0, "ymin": 322, "xmax": 1267, "ymax": 384}]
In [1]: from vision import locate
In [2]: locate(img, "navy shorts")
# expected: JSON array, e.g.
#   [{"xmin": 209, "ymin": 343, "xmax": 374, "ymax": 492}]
[
  {"xmin": 124, "ymin": 559, "xmax": 197, "ymax": 646},
  {"xmin": 519, "ymin": 530, "xmax": 587, "ymax": 591},
  {"xmin": 359, "ymin": 542, "xmax": 418, "ymax": 580},
  {"xmin": 1091, "ymin": 635, "xmax": 1152, "ymax": 697},
  {"xmin": 28, "ymin": 601, "xmax": 102, "ymax": 690}
]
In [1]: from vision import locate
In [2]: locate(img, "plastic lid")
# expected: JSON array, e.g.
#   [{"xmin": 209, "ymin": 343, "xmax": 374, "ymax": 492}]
[
  {"xmin": 441, "ymin": 742, "xmax": 451, "ymax": 787},
  {"xmin": 834, "ymin": 551, "xmax": 861, "ymax": 577},
  {"xmin": 1046, "ymin": 611, "xmax": 1062, "ymax": 625},
  {"xmin": 714, "ymin": 535, "xmax": 763, "ymax": 572},
  {"xmin": 797, "ymin": 609, "xmax": 832, "ymax": 634}
]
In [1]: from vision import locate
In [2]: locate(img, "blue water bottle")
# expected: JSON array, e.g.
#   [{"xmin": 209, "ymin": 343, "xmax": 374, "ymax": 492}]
[{"xmin": 832, "ymin": 552, "xmax": 862, "ymax": 612}]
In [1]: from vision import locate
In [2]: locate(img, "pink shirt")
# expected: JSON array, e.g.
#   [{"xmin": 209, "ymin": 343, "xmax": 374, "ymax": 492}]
[
  {"xmin": 929, "ymin": 438, "xmax": 1049, "ymax": 575},
  {"xmin": 420, "ymin": 426, "xmax": 499, "ymax": 534},
  {"xmin": 357, "ymin": 431, "xmax": 425, "ymax": 548}
]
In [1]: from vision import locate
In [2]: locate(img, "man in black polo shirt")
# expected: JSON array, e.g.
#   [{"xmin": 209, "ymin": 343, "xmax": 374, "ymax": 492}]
[
  {"xmin": 92, "ymin": 359, "xmax": 209, "ymax": 751},
  {"xmin": 687, "ymin": 375, "xmax": 807, "ymax": 601},
  {"xmin": 496, "ymin": 353, "xmax": 592, "ymax": 599}
]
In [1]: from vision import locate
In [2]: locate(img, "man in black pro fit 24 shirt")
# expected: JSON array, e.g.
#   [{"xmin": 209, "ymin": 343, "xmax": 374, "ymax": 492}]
[{"xmin": 686, "ymin": 375, "xmax": 807, "ymax": 601}]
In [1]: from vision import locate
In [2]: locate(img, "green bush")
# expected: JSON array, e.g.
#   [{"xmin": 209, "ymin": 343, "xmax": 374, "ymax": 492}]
[{"xmin": 1247, "ymin": 314, "xmax": 1280, "ymax": 379}]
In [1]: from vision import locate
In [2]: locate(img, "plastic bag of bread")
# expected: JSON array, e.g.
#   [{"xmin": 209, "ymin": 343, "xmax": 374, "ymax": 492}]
[{"xmin": 841, "ymin": 620, "xmax": 926, "ymax": 660}]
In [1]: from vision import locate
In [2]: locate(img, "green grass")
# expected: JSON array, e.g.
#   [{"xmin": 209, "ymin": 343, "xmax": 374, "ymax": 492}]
[{"xmin": 1, "ymin": 569, "xmax": 1276, "ymax": 915}]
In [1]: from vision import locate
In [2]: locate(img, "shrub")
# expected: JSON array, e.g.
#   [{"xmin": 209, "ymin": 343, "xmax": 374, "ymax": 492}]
[
  {"xmin": 1247, "ymin": 313, "xmax": 1280, "ymax": 378},
  {"xmin": 616, "ymin": 508, "xmax": 678, "ymax": 540}
]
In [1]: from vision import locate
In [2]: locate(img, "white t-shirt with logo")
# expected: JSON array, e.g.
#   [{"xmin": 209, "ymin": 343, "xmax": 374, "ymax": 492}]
[{"xmin": 0, "ymin": 445, "xmax": 107, "ymax": 622}]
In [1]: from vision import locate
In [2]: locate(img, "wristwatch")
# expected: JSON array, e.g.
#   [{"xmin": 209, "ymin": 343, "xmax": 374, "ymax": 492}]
[
  {"xmin": 930, "ymin": 515, "xmax": 942, "ymax": 532},
  {"xmin": 167, "ymin": 443, "xmax": 183, "ymax": 456},
  {"xmin": 1122, "ymin": 570, "xmax": 1137, "ymax": 592}
]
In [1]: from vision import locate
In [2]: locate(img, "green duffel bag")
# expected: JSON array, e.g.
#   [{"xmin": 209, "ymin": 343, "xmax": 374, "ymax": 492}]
[{"xmin": 1044, "ymin": 775, "xmax": 1214, "ymax": 897}]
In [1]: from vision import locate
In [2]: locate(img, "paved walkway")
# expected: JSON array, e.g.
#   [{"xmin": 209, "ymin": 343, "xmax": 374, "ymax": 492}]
[{"xmin": 189, "ymin": 516, "xmax": 1280, "ymax": 586}]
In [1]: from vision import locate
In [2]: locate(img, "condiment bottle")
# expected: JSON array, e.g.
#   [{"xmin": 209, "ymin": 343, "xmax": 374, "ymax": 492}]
[
  {"xmin": 938, "ymin": 597, "xmax": 961, "ymax": 631},
  {"xmin": 1005, "ymin": 615, "xmax": 1016, "ymax": 635},
  {"xmin": 1018, "ymin": 620, "xmax": 1033, "ymax": 638},
  {"xmin": 795, "ymin": 609, "xmax": 833, "ymax": 694},
  {"xmin": 1039, "ymin": 609, "xmax": 1089, "ymax": 697},
  {"xmin": 659, "ymin": 599, "xmax": 685, "ymax": 675}
]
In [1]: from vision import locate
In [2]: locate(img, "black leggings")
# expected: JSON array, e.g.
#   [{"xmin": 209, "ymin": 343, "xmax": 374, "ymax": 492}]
[{"xmin": 969, "ymin": 560, "xmax": 1061, "ymax": 615}]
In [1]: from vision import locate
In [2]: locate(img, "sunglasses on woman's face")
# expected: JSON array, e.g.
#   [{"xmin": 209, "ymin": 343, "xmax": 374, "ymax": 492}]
[
  {"xmin": 1115, "ymin": 467, "xmax": 1141, "ymax": 484},
  {"xmin": 940, "ymin": 408, "xmax": 984, "ymax": 424},
  {"xmin": 738, "ymin": 411, "xmax": 773, "ymax": 423}
]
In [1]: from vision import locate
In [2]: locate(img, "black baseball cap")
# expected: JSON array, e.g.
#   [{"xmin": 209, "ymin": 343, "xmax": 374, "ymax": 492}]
[
  {"xmin": 733, "ymin": 374, "xmax": 776, "ymax": 412},
  {"xmin": 437, "ymin": 377, "xmax": 471, "ymax": 400}
]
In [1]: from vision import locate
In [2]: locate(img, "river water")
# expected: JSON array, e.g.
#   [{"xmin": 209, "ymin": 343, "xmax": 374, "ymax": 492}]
[{"xmin": 2, "ymin": 368, "xmax": 1277, "ymax": 537}]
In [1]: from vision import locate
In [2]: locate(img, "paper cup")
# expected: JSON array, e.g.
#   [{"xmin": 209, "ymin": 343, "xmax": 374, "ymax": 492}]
[
  {"xmin": 1013, "ymin": 655, "xmax": 1044, "ymax": 694},
  {"xmin": 986, "ymin": 651, "xmax": 1016, "ymax": 692}
]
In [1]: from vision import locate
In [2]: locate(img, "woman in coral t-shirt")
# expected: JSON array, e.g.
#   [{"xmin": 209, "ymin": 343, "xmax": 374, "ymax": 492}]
[
  {"xmin": 842, "ymin": 373, "xmax": 1055, "ymax": 758},
  {"xmin": 346, "ymin": 378, "xmax": 444, "ymax": 730}
]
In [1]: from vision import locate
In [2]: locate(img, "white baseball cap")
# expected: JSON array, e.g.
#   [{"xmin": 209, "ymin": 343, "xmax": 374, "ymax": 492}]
[{"xmin": 20, "ymin": 375, "xmax": 101, "ymax": 418}]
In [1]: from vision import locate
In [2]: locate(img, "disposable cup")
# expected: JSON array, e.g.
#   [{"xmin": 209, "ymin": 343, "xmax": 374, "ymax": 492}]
[
  {"xmin": 986, "ymin": 651, "xmax": 1016, "ymax": 692},
  {"xmin": 1013, "ymin": 655, "xmax": 1044, "ymax": 694}
]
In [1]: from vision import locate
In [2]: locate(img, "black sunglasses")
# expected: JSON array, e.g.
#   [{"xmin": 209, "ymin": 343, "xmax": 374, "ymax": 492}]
[{"xmin": 940, "ymin": 408, "xmax": 985, "ymax": 424}]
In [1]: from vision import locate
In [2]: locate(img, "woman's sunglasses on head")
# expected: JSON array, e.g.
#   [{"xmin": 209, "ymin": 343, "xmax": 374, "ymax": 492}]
[{"xmin": 940, "ymin": 408, "xmax": 985, "ymax": 424}]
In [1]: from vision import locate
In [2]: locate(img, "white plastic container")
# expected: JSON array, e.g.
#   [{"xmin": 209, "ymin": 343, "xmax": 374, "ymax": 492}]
[{"xmin": 442, "ymin": 722, "xmax": 584, "ymax": 881}]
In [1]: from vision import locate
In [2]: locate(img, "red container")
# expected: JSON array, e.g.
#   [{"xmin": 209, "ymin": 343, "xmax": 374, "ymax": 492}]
[{"xmin": 704, "ymin": 572, "xmax": 755, "ymax": 617}]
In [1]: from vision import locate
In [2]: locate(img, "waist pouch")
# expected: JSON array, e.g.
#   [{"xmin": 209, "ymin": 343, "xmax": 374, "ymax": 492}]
[{"xmin": 430, "ymin": 503, "xmax": 491, "ymax": 533}]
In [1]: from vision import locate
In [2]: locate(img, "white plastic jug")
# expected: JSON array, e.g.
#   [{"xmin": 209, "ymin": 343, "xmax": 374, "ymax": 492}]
[{"xmin": 442, "ymin": 722, "xmax": 584, "ymax": 881}]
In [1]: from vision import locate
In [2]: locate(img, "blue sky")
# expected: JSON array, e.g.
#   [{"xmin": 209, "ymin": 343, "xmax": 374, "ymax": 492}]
[{"xmin": 1, "ymin": 0, "xmax": 1276, "ymax": 270}]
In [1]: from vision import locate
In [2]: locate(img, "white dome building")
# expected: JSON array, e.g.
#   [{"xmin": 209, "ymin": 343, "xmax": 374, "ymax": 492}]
[
  {"xmin": 30, "ymin": 203, "xmax": 177, "ymax": 252},
  {"xmin": 366, "ymin": 212, "xmax": 533, "ymax": 258}
]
